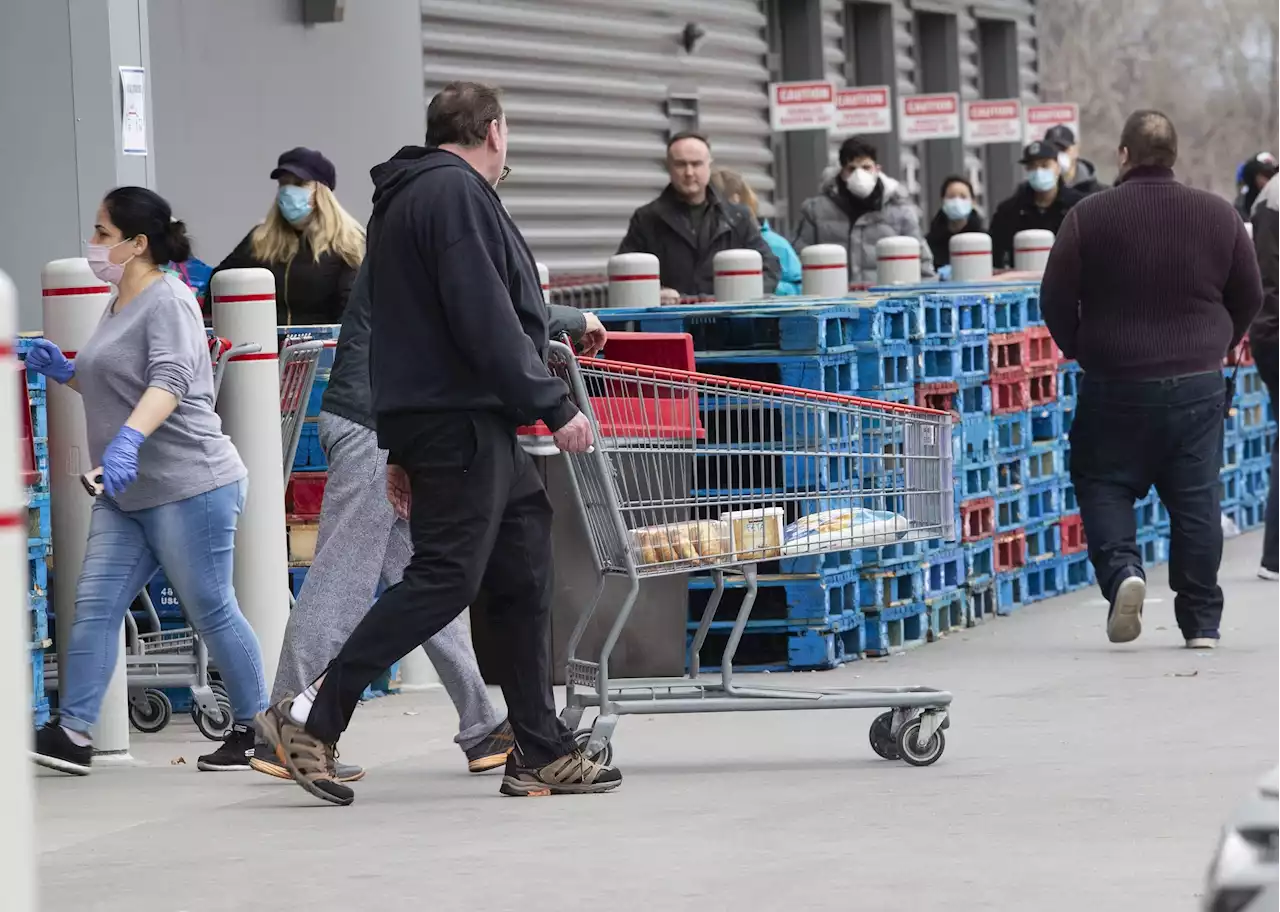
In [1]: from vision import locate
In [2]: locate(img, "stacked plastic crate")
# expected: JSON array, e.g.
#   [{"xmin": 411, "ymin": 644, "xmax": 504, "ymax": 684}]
[
  {"xmin": 1227, "ymin": 351, "xmax": 1274, "ymax": 533},
  {"xmin": 1022, "ymin": 319, "xmax": 1067, "ymax": 603},
  {"xmin": 17, "ymin": 340, "xmax": 52, "ymax": 725},
  {"xmin": 1056, "ymin": 353, "xmax": 1092, "ymax": 591},
  {"xmin": 986, "ymin": 290, "xmax": 1031, "ymax": 614}
]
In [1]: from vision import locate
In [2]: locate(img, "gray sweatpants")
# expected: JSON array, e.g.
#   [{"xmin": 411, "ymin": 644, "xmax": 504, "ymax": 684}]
[{"xmin": 271, "ymin": 411, "xmax": 504, "ymax": 750}]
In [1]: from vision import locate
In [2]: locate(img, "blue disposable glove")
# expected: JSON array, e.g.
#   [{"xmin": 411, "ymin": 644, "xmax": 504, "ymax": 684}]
[
  {"xmin": 101, "ymin": 427, "xmax": 145, "ymax": 498},
  {"xmin": 24, "ymin": 338, "xmax": 75, "ymax": 384},
  {"xmin": 937, "ymin": 264, "xmax": 952, "ymax": 282}
]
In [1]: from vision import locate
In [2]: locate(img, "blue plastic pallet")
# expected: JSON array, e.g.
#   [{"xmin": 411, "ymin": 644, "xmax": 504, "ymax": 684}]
[
  {"xmin": 1219, "ymin": 468, "xmax": 1241, "ymax": 504},
  {"xmin": 963, "ymin": 539, "xmax": 995, "ymax": 583},
  {"xmin": 854, "ymin": 341, "xmax": 914, "ymax": 390},
  {"xmin": 995, "ymin": 490, "xmax": 1026, "ymax": 532},
  {"xmin": 858, "ymin": 564, "xmax": 924, "ymax": 611},
  {"xmin": 1025, "ymin": 519, "xmax": 1061, "ymax": 562},
  {"xmin": 1030, "ymin": 402, "xmax": 1063, "ymax": 444},
  {"xmin": 31, "ymin": 646, "xmax": 48, "ymax": 726},
  {"xmin": 1063, "ymin": 552, "xmax": 1094, "ymax": 591},
  {"xmin": 995, "ymin": 569, "xmax": 1027, "ymax": 615},
  {"xmin": 696, "ymin": 351, "xmax": 858, "ymax": 396},
  {"xmin": 995, "ymin": 453, "xmax": 1025, "ymax": 493},
  {"xmin": 864, "ymin": 602, "xmax": 928, "ymax": 655},
  {"xmin": 958, "ymin": 380, "xmax": 992, "ymax": 419},
  {"xmin": 1025, "ymin": 481, "xmax": 1059, "ymax": 523},
  {"xmin": 858, "ymin": 535, "xmax": 935, "ymax": 567},
  {"xmin": 988, "ymin": 290, "xmax": 1030, "ymax": 333},
  {"xmin": 1026, "ymin": 444, "xmax": 1063, "ymax": 483},
  {"xmin": 961, "ymin": 460, "xmax": 995, "ymax": 498},
  {"xmin": 994, "ymin": 410, "xmax": 1031, "ymax": 455},
  {"xmin": 916, "ymin": 295, "xmax": 959, "ymax": 341},
  {"xmin": 1232, "ymin": 495, "xmax": 1267, "ymax": 532},
  {"xmin": 924, "ymin": 589, "xmax": 966, "ymax": 640},
  {"xmin": 687, "ymin": 614, "xmax": 866, "ymax": 672},
  {"xmin": 293, "ymin": 420, "xmax": 327, "ymax": 471},
  {"xmin": 1243, "ymin": 463, "xmax": 1269, "ymax": 501},
  {"xmin": 1240, "ymin": 431, "xmax": 1271, "ymax": 464},
  {"xmin": 27, "ymin": 541, "xmax": 48, "ymax": 596},
  {"xmin": 1060, "ymin": 477, "xmax": 1078, "ymax": 513},
  {"xmin": 26, "ymin": 490, "xmax": 51, "ymax": 548},
  {"xmin": 1060, "ymin": 398, "xmax": 1077, "ymax": 438},
  {"xmin": 954, "ymin": 293, "xmax": 991, "ymax": 333},
  {"xmin": 959, "ymin": 414, "xmax": 995, "ymax": 464},
  {"xmin": 29, "ymin": 594, "xmax": 48, "ymax": 643},
  {"xmin": 26, "ymin": 387, "xmax": 48, "ymax": 437},
  {"xmin": 687, "ymin": 569, "xmax": 861, "ymax": 627},
  {"xmin": 1024, "ymin": 291, "xmax": 1044, "ymax": 326},
  {"xmin": 958, "ymin": 335, "xmax": 989, "ymax": 379},
  {"xmin": 1024, "ymin": 559, "xmax": 1064, "ymax": 603},
  {"xmin": 921, "ymin": 548, "xmax": 963, "ymax": 597},
  {"xmin": 916, "ymin": 342, "xmax": 960, "ymax": 382},
  {"xmin": 966, "ymin": 579, "xmax": 996, "ymax": 624}
]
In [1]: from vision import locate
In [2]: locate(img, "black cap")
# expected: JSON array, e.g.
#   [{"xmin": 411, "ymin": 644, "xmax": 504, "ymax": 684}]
[
  {"xmin": 270, "ymin": 147, "xmax": 336, "ymax": 190},
  {"xmin": 1020, "ymin": 141, "xmax": 1059, "ymax": 165},
  {"xmin": 1044, "ymin": 125, "xmax": 1076, "ymax": 149}
]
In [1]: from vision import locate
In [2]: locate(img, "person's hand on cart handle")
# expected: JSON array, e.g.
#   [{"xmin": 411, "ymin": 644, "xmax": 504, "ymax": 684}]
[
  {"xmin": 553, "ymin": 412, "xmax": 594, "ymax": 453},
  {"xmin": 579, "ymin": 312, "xmax": 607, "ymax": 357},
  {"xmin": 387, "ymin": 464, "xmax": 412, "ymax": 521}
]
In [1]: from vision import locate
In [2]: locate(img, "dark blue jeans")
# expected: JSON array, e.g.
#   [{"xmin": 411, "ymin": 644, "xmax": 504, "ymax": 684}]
[{"xmin": 1069, "ymin": 371, "xmax": 1226, "ymax": 638}]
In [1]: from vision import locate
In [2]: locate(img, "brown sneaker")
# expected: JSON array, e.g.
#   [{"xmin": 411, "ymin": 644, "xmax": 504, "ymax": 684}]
[
  {"xmin": 499, "ymin": 749, "xmax": 623, "ymax": 797},
  {"xmin": 254, "ymin": 699, "xmax": 354, "ymax": 807},
  {"xmin": 249, "ymin": 741, "xmax": 366, "ymax": 783},
  {"xmin": 465, "ymin": 720, "xmax": 515, "ymax": 773}
]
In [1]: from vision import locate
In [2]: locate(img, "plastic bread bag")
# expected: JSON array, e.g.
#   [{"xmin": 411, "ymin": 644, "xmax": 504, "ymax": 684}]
[
  {"xmin": 781, "ymin": 508, "xmax": 910, "ymax": 556},
  {"xmin": 631, "ymin": 519, "xmax": 729, "ymax": 566}
]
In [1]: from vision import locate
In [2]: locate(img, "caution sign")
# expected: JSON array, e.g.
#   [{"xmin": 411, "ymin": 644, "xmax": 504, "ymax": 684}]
[
  {"xmin": 833, "ymin": 85, "xmax": 892, "ymax": 136},
  {"xmin": 899, "ymin": 93, "xmax": 961, "ymax": 142},
  {"xmin": 769, "ymin": 81, "xmax": 835, "ymax": 132},
  {"xmin": 1024, "ymin": 102, "xmax": 1079, "ymax": 145},
  {"xmin": 963, "ymin": 99, "xmax": 1023, "ymax": 145}
]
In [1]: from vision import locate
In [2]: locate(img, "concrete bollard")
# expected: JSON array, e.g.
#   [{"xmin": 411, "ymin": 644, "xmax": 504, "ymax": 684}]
[
  {"xmin": 42, "ymin": 258, "xmax": 132, "ymax": 759},
  {"xmin": 211, "ymin": 268, "xmax": 290, "ymax": 690},
  {"xmin": 801, "ymin": 244, "xmax": 849, "ymax": 297},
  {"xmin": 1013, "ymin": 229, "xmax": 1055, "ymax": 273},
  {"xmin": 0, "ymin": 270, "xmax": 37, "ymax": 912},
  {"xmin": 537, "ymin": 262, "xmax": 550, "ymax": 305},
  {"xmin": 713, "ymin": 249, "xmax": 764, "ymax": 303},
  {"xmin": 949, "ymin": 233, "xmax": 994, "ymax": 283},
  {"xmin": 608, "ymin": 253, "xmax": 661, "ymax": 308},
  {"xmin": 876, "ymin": 236, "xmax": 922, "ymax": 285}
]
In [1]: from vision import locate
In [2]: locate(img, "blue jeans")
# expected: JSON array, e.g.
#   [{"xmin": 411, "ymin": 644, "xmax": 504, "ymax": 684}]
[{"xmin": 60, "ymin": 478, "xmax": 267, "ymax": 735}]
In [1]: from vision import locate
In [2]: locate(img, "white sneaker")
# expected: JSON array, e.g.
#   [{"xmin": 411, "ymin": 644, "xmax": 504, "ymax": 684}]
[
  {"xmin": 1185, "ymin": 637, "xmax": 1218, "ymax": 650},
  {"xmin": 1258, "ymin": 567, "xmax": 1279, "ymax": 581},
  {"xmin": 1106, "ymin": 575, "xmax": 1145, "ymax": 644}
]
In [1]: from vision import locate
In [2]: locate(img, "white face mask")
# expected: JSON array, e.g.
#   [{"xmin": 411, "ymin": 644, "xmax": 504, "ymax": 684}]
[{"xmin": 846, "ymin": 167, "xmax": 878, "ymax": 199}]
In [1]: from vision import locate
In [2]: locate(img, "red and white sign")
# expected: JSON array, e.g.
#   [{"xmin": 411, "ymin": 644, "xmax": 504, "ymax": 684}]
[
  {"xmin": 769, "ymin": 81, "xmax": 835, "ymax": 132},
  {"xmin": 899, "ymin": 93, "xmax": 961, "ymax": 142},
  {"xmin": 1023, "ymin": 102, "xmax": 1080, "ymax": 145},
  {"xmin": 833, "ymin": 85, "xmax": 892, "ymax": 135},
  {"xmin": 963, "ymin": 99, "xmax": 1023, "ymax": 145}
]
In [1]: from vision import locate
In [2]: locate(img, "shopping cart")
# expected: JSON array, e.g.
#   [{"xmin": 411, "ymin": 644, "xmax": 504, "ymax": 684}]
[{"xmin": 548, "ymin": 341, "xmax": 957, "ymax": 767}]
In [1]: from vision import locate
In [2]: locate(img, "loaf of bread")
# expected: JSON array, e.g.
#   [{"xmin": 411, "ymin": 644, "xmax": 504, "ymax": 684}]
[{"xmin": 631, "ymin": 520, "xmax": 729, "ymax": 568}]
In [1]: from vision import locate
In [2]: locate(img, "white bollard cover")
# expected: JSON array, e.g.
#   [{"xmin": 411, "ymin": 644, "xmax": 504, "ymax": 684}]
[
  {"xmin": 1013, "ymin": 229, "xmax": 1055, "ymax": 274},
  {"xmin": 949, "ymin": 232, "xmax": 994, "ymax": 283},
  {"xmin": 537, "ymin": 262, "xmax": 550, "ymax": 305},
  {"xmin": 608, "ymin": 253, "xmax": 661, "ymax": 309},
  {"xmin": 800, "ymin": 244, "xmax": 848, "ymax": 298},
  {"xmin": 876, "ymin": 236, "xmax": 922, "ymax": 285},
  {"xmin": 713, "ymin": 248, "xmax": 764, "ymax": 303}
]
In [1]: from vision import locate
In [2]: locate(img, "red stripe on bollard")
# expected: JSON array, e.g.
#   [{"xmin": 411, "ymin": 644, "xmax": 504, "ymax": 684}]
[
  {"xmin": 877, "ymin": 255, "xmax": 920, "ymax": 262},
  {"xmin": 714, "ymin": 270, "xmax": 763, "ymax": 277},
  {"xmin": 42, "ymin": 286, "xmax": 111, "ymax": 296},
  {"xmin": 1015, "ymin": 247, "xmax": 1053, "ymax": 254},
  {"xmin": 801, "ymin": 263, "xmax": 845, "ymax": 270},
  {"xmin": 951, "ymin": 250, "xmax": 991, "ymax": 257},
  {"xmin": 610, "ymin": 274, "xmax": 660, "ymax": 281},
  {"xmin": 0, "ymin": 512, "xmax": 24, "ymax": 528},
  {"xmin": 212, "ymin": 293, "xmax": 277, "ymax": 303}
]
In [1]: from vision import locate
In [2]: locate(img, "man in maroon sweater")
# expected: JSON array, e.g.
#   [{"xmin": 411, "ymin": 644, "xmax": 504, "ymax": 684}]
[{"xmin": 1041, "ymin": 110, "xmax": 1263, "ymax": 648}]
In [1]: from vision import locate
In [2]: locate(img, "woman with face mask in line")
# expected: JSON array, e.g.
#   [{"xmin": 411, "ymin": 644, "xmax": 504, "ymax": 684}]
[
  {"xmin": 925, "ymin": 175, "xmax": 987, "ymax": 275},
  {"xmin": 206, "ymin": 147, "xmax": 363, "ymax": 326},
  {"xmin": 25, "ymin": 187, "xmax": 267, "ymax": 776}
]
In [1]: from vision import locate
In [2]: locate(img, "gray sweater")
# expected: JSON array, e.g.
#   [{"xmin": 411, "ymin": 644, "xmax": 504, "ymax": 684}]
[{"xmin": 75, "ymin": 274, "xmax": 245, "ymax": 511}]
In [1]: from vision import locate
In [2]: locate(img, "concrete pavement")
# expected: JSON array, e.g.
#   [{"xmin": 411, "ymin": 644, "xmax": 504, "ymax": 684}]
[{"xmin": 35, "ymin": 533, "xmax": 1278, "ymax": 911}]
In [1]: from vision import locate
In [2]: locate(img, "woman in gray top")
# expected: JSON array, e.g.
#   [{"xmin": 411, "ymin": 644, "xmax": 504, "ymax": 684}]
[{"xmin": 26, "ymin": 187, "xmax": 268, "ymax": 776}]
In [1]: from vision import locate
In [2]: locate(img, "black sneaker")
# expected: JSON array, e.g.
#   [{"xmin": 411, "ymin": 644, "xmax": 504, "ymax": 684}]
[
  {"xmin": 31, "ymin": 721, "xmax": 92, "ymax": 776},
  {"xmin": 197, "ymin": 723, "xmax": 255, "ymax": 771},
  {"xmin": 499, "ymin": 748, "xmax": 623, "ymax": 797},
  {"xmin": 465, "ymin": 720, "xmax": 515, "ymax": 773},
  {"xmin": 1106, "ymin": 571, "xmax": 1145, "ymax": 644}
]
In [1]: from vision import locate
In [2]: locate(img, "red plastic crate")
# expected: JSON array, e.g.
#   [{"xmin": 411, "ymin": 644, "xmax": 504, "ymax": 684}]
[
  {"xmin": 286, "ymin": 472, "xmax": 327, "ymax": 518},
  {"xmin": 915, "ymin": 380, "xmax": 959, "ymax": 413},
  {"xmin": 1028, "ymin": 367, "xmax": 1057, "ymax": 406},
  {"xmin": 1026, "ymin": 326, "xmax": 1059, "ymax": 369},
  {"xmin": 990, "ymin": 375, "xmax": 1030, "ymax": 413},
  {"xmin": 960, "ymin": 497, "xmax": 995, "ymax": 543},
  {"xmin": 989, "ymin": 332, "xmax": 1028, "ymax": 376},
  {"xmin": 994, "ymin": 529, "xmax": 1027, "ymax": 572},
  {"xmin": 1060, "ymin": 513, "xmax": 1087, "ymax": 554}
]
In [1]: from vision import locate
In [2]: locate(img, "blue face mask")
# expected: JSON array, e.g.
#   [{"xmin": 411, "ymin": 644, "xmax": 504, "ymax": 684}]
[
  {"xmin": 1027, "ymin": 168, "xmax": 1057, "ymax": 192},
  {"xmin": 942, "ymin": 197, "xmax": 973, "ymax": 221},
  {"xmin": 277, "ymin": 185, "xmax": 313, "ymax": 225}
]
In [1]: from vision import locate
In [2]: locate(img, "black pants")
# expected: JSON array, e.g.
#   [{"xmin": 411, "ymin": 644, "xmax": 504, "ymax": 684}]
[
  {"xmin": 305, "ymin": 410, "xmax": 575, "ymax": 765},
  {"xmin": 1254, "ymin": 343, "xmax": 1279, "ymax": 572},
  {"xmin": 1070, "ymin": 371, "xmax": 1226, "ymax": 638}
]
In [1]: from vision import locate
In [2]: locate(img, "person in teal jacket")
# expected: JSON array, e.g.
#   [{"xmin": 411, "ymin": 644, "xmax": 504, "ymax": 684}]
[{"xmin": 712, "ymin": 169, "xmax": 803, "ymax": 295}]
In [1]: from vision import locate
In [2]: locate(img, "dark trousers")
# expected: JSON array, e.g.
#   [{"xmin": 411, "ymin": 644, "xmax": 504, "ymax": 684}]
[
  {"xmin": 1069, "ymin": 371, "xmax": 1226, "ymax": 638},
  {"xmin": 305, "ymin": 410, "xmax": 575, "ymax": 765},
  {"xmin": 1254, "ymin": 344, "xmax": 1279, "ymax": 572}
]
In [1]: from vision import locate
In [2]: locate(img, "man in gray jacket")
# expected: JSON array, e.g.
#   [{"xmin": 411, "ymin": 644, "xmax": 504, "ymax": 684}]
[{"xmin": 792, "ymin": 137, "xmax": 934, "ymax": 285}]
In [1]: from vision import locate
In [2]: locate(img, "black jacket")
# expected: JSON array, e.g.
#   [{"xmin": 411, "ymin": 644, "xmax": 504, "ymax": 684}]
[
  {"xmin": 364, "ymin": 146, "xmax": 577, "ymax": 437},
  {"xmin": 989, "ymin": 181, "xmax": 1086, "ymax": 269},
  {"xmin": 1250, "ymin": 177, "xmax": 1279, "ymax": 349},
  {"xmin": 925, "ymin": 208, "xmax": 986, "ymax": 268},
  {"xmin": 207, "ymin": 230, "xmax": 357, "ymax": 326},
  {"xmin": 617, "ymin": 184, "xmax": 780, "ymax": 296},
  {"xmin": 323, "ymin": 259, "xmax": 589, "ymax": 431}
]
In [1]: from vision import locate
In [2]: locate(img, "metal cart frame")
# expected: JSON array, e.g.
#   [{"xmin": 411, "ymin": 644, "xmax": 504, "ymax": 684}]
[{"xmin": 548, "ymin": 342, "xmax": 957, "ymax": 767}]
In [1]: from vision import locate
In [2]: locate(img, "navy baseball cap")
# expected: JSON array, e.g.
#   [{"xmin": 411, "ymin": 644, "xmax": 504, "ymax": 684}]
[
  {"xmin": 1044, "ymin": 125, "xmax": 1076, "ymax": 149},
  {"xmin": 1020, "ymin": 140, "xmax": 1059, "ymax": 165},
  {"xmin": 270, "ymin": 148, "xmax": 336, "ymax": 190}
]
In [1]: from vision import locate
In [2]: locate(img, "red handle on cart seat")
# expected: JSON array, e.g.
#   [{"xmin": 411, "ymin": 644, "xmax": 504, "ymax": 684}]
[{"xmin": 228, "ymin": 352, "xmax": 277, "ymax": 362}]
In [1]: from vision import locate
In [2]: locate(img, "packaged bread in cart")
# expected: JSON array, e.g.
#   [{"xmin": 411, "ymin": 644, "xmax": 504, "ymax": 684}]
[
  {"xmin": 721, "ymin": 508, "xmax": 785, "ymax": 562},
  {"xmin": 631, "ymin": 519, "xmax": 729, "ymax": 568},
  {"xmin": 781, "ymin": 507, "xmax": 910, "ymax": 556}
]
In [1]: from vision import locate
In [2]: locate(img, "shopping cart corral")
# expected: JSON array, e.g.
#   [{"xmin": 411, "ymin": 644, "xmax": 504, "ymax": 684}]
[{"xmin": 548, "ymin": 341, "xmax": 957, "ymax": 767}]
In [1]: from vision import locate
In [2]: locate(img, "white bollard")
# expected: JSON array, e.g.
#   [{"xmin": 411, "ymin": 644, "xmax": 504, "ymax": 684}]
[
  {"xmin": 949, "ymin": 233, "xmax": 994, "ymax": 283},
  {"xmin": 0, "ymin": 270, "xmax": 37, "ymax": 912},
  {"xmin": 537, "ymin": 262, "xmax": 551, "ymax": 305},
  {"xmin": 1013, "ymin": 229, "xmax": 1055, "ymax": 274},
  {"xmin": 608, "ymin": 253, "xmax": 661, "ymax": 309},
  {"xmin": 876, "ymin": 236, "xmax": 922, "ymax": 285},
  {"xmin": 211, "ymin": 269, "xmax": 290, "ymax": 690},
  {"xmin": 801, "ymin": 244, "xmax": 849, "ymax": 297},
  {"xmin": 42, "ymin": 258, "xmax": 132, "ymax": 759},
  {"xmin": 713, "ymin": 249, "xmax": 765, "ymax": 303}
]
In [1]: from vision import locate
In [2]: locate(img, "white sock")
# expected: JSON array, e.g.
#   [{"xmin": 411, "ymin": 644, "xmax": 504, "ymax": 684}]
[
  {"xmin": 61, "ymin": 725, "xmax": 92, "ymax": 748},
  {"xmin": 289, "ymin": 682, "xmax": 319, "ymax": 725}
]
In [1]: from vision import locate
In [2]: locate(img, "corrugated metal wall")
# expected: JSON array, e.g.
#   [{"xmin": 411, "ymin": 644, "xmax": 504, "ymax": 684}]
[{"xmin": 421, "ymin": 0, "xmax": 774, "ymax": 276}]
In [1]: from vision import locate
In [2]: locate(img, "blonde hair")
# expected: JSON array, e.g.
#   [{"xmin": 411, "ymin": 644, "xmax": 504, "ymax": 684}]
[
  {"xmin": 711, "ymin": 168, "xmax": 759, "ymax": 218},
  {"xmin": 250, "ymin": 182, "xmax": 365, "ymax": 268}
]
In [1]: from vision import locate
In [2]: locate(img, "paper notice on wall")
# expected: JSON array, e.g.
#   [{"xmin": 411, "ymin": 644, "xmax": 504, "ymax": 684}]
[
  {"xmin": 899, "ymin": 93, "xmax": 961, "ymax": 142},
  {"xmin": 769, "ymin": 81, "xmax": 835, "ymax": 132},
  {"xmin": 1023, "ymin": 102, "xmax": 1079, "ymax": 146},
  {"xmin": 119, "ymin": 66, "xmax": 147, "ymax": 156},
  {"xmin": 963, "ymin": 99, "xmax": 1023, "ymax": 145},
  {"xmin": 833, "ymin": 86, "xmax": 893, "ymax": 136}
]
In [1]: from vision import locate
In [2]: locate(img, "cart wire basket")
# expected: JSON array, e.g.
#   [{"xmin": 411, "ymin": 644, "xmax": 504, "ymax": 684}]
[{"xmin": 548, "ymin": 340, "xmax": 956, "ymax": 767}]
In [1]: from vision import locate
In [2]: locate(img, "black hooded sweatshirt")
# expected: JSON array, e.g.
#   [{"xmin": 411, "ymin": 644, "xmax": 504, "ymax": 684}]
[{"xmin": 365, "ymin": 146, "xmax": 578, "ymax": 440}]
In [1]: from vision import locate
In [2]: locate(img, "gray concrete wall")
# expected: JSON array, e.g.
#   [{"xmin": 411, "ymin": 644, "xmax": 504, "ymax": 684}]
[{"xmin": 145, "ymin": 0, "xmax": 425, "ymax": 270}]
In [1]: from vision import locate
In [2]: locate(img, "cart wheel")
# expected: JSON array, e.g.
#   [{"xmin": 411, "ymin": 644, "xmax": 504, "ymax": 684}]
[
  {"xmin": 895, "ymin": 717, "xmax": 946, "ymax": 767},
  {"xmin": 129, "ymin": 689, "xmax": 172, "ymax": 734},
  {"xmin": 868, "ymin": 711, "xmax": 900, "ymax": 760},
  {"xmin": 193, "ymin": 685, "xmax": 233, "ymax": 741},
  {"xmin": 573, "ymin": 729, "xmax": 614, "ymax": 766}
]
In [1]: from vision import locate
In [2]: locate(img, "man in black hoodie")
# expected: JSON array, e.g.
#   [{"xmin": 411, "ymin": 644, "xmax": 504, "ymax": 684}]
[{"xmin": 256, "ymin": 81, "xmax": 622, "ymax": 805}]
